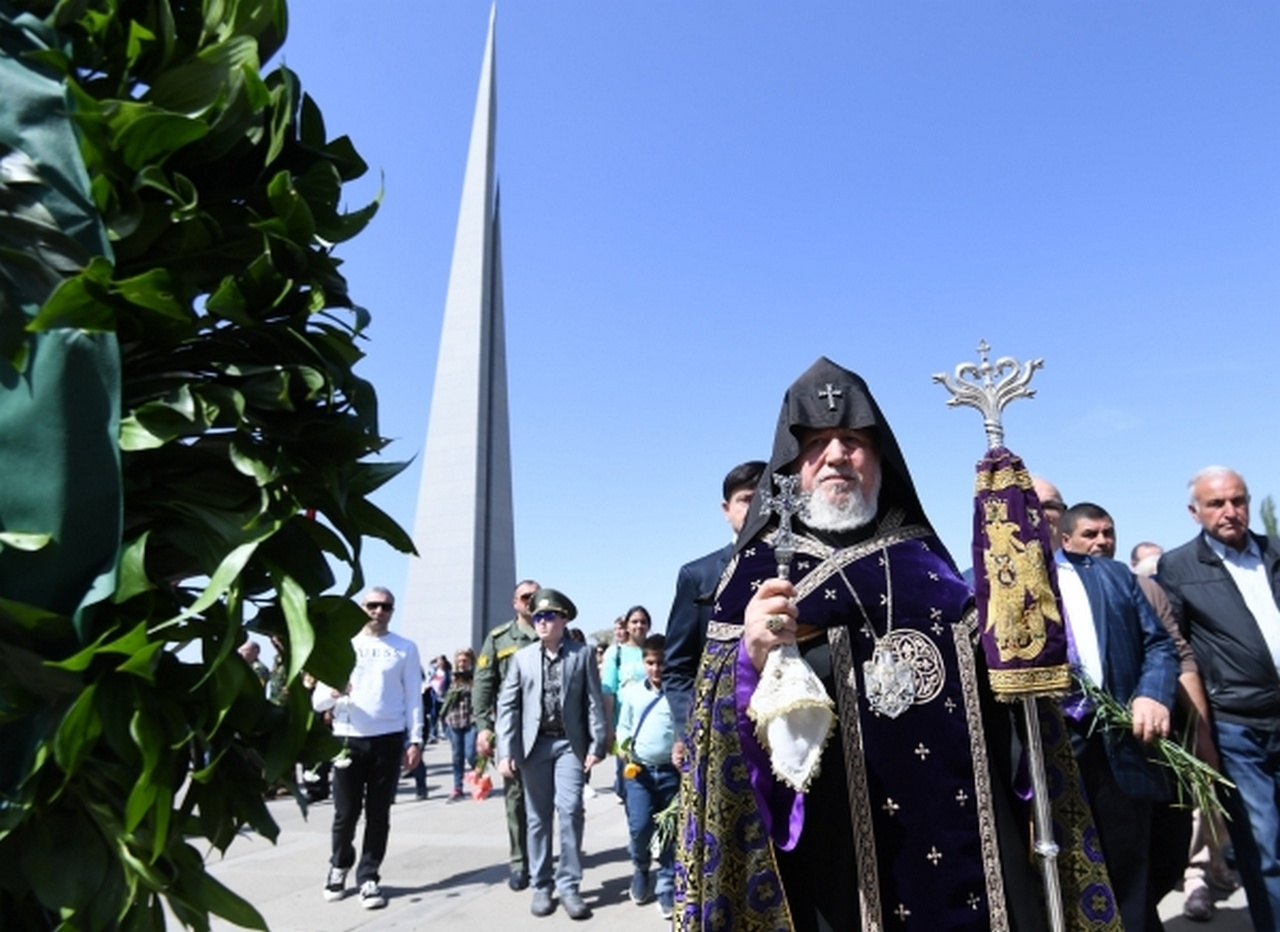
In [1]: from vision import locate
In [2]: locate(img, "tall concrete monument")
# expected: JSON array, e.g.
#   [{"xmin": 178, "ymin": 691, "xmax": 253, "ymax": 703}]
[{"xmin": 402, "ymin": 8, "xmax": 516, "ymax": 662}]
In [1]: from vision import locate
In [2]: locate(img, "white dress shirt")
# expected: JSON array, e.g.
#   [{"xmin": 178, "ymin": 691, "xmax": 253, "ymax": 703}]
[{"xmin": 1056, "ymin": 558, "xmax": 1105, "ymax": 689}]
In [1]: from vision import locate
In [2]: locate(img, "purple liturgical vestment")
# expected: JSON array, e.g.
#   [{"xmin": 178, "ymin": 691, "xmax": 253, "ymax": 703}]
[{"xmin": 674, "ymin": 357, "xmax": 1117, "ymax": 932}]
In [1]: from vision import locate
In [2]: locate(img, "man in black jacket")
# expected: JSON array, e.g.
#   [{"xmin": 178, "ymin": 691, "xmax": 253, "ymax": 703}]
[
  {"xmin": 661, "ymin": 460, "xmax": 764, "ymax": 767},
  {"xmin": 1160, "ymin": 466, "xmax": 1280, "ymax": 932}
]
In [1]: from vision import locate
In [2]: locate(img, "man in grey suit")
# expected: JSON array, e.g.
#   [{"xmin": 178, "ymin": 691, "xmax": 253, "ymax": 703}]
[{"xmin": 497, "ymin": 587, "xmax": 607, "ymax": 920}]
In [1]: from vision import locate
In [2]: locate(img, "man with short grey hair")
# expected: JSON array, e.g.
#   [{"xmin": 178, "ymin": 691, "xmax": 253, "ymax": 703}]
[
  {"xmin": 1160, "ymin": 466, "xmax": 1280, "ymax": 932},
  {"xmin": 313, "ymin": 587, "xmax": 423, "ymax": 909}
]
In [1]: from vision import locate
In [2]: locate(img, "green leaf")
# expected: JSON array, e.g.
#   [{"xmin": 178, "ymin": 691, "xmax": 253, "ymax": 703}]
[
  {"xmin": 265, "ymin": 170, "xmax": 315, "ymax": 244},
  {"xmin": 119, "ymin": 415, "xmax": 170, "ymax": 451},
  {"xmin": 263, "ymin": 66, "xmax": 294, "ymax": 167},
  {"xmin": 275, "ymin": 571, "xmax": 312, "ymax": 683},
  {"xmin": 171, "ymin": 534, "xmax": 271, "ymax": 625},
  {"xmin": 228, "ymin": 436, "xmax": 274, "ymax": 486},
  {"xmin": 52, "ymin": 684, "xmax": 101, "ymax": 776},
  {"xmin": 298, "ymin": 92, "xmax": 326, "ymax": 149},
  {"xmin": 348, "ymin": 498, "xmax": 416, "ymax": 554},
  {"xmin": 297, "ymin": 597, "xmax": 364, "ymax": 687},
  {"xmin": 188, "ymin": 854, "xmax": 268, "ymax": 930},
  {"xmin": 108, "ymin": 103, "xmax": 211, "ymax": 170},
  {"xmin": 348, "ymin": 459, "xmax": 413, "ymax": 497},
  {"xmin": 26, "ymin": 256, "xmax": 116, "ymax": 332},
  {"xmin": 125, "ymin": 19, "xmax": 157, "ymax": 71},
  {"xmin": 135, "ymin": 166, "xmax": 200, "ymax": 217},
  {"xmin": 116, "ymin": 640, "xmax": 163, "ymax": 682},
  {"xmin": 0, "ymin": 531, "xmax": 52, "ymax": 552},
  {"xmin": 204, "ymin": 276, "xmax": 254, "ymax": 325},
  {"xmin": 115, "ymin": 533, "xmax": 156, "ymax": 603},
  {"xmin": 47, "ymin": 625, "xmax": 120, "ymax": 673},
  {"xmin": 144, "ymin": 35, "xmax": 260, "ymax": 116},
  {"xmin": 24, "ymin": 808, "xmax": 111, "ymax": 912},
  {"xmin": 114, "ymin": 268, "xmax": 187, "ymax": 319},
  {"xmin": 149, "ymin": 782, "xmax": 175, "ymax": 864}
]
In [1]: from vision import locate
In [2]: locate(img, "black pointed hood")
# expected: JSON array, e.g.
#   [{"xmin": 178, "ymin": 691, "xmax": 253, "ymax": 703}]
[{"xmin": 736, "ymin": 357, "xmax": 931, "ymax": 548}]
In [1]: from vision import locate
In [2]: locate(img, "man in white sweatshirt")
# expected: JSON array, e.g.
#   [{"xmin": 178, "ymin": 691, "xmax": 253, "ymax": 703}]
[{"xmin": 313, "ymin": 587, "xmax": 424, "ymax": 909}]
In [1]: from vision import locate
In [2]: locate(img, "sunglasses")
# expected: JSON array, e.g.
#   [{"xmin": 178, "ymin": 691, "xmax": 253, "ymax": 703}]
[
  {"xmin": 364, "ymin": 601, "xmax": 394, "ymax": 611},
  {"xmin": 517, "ymin": 593, "xmax": 535, "ymax": 602},
  {"xmin": 531, "ymin": 611, "xmax": 565, "ymax": 624}
]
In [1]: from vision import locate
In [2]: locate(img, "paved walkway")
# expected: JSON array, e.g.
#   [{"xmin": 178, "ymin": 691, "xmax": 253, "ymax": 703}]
[{"xmin": 204, "ymin": 740, "xmax": 1254, "ymax": 931}]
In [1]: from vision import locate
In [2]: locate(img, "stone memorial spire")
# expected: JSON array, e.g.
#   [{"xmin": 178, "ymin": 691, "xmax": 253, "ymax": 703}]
[{"xmin": 403, "ymin": 6, "xmax": 516, "ymax": 660}]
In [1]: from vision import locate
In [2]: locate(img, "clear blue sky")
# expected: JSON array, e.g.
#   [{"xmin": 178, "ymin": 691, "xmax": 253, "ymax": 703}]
[{"xmin": 274, "ymin": 3, "xmax": 1279, "ymax": 645}]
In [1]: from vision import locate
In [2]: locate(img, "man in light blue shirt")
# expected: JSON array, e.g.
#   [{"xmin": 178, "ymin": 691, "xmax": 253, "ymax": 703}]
[{"xmin": 616, "ymin": 633, "xmax": 677, "ymax": 919}]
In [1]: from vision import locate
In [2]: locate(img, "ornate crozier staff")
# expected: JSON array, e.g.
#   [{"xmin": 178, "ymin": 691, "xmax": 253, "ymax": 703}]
[
  {"xmin": 933, "ymin": 341, "xmax": 1071, "ymax": 932},
  {"xmin": 746, "ymin": 472, "xmax": 836, "ymax": 793}
]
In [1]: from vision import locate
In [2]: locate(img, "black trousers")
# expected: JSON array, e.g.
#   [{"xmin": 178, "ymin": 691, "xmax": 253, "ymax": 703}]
[{"xmin": 330, "ymin": 732, "xmax": 403, "ymax": 883}]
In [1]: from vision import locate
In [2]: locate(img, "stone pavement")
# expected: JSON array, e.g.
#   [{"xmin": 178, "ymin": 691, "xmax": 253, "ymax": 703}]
[{"xmin": 204, "ymin": 739, "xmax": 1255, "ymax": 931}]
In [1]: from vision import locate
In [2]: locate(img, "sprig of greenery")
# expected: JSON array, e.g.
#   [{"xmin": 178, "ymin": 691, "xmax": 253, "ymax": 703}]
[
  {"xmin": 1076, "ymin": 674, "xmax": 1233, "ymax": 825},
  {"xmin": 651, "ymin": 792, "xmax": 680, "ymax": 860}
]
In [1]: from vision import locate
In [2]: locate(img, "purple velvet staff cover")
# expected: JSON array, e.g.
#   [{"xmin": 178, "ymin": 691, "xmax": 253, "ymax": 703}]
[{"xmin": 971, "ymin": 446, "xmax": 1070, "ymax": 699}]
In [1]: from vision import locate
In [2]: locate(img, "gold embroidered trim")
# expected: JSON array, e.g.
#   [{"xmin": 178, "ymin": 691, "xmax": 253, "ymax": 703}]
[
  {"xmin": 973, "ymin": 467, "xmax": 1034, "ymax": 493},
  {"xmin": 713, "ymin": 550, "xmax": 740, "ymax": 604},
  {"xmin": 987, "ymin": 664, "xmax": 1072, "ymax": 698},
  {"xmin": 706, "ymin": 621, "xmax": 743, "ymax": 642},
  {"xmin": 953, "ymin": 623, "xmax": 1010, "ymax": 932},
  {"xmin": 828, "ymin": 626, "xmax": 883, "ymax": 932}
]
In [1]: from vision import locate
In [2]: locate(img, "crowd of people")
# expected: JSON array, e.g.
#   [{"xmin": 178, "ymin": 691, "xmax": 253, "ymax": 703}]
[{"xmin": 235, "ymin": 357, "xmax": 1278, "ymax": 931}]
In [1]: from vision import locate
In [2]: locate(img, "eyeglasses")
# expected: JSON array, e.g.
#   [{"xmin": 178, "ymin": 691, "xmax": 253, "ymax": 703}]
[
  {"xmin": 1041, "ymin": 500, "xmax": 1066, "ymax": 513},
  {"xmin": 364, "ymin": 601, "xmax": 394, "ymax": 611},
  {"xmin": 532, "ymin": 611, "xmax": 565, "ymax": 624},
  {"xmin": 517, "ymin": 593, "xmax": 535, "ymax": 603}
]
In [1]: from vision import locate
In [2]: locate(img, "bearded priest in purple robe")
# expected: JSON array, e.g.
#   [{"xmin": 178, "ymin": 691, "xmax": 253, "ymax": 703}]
[{"xmin": 674, "ymin": 358, "xmax": 1118, "ymax": 932}]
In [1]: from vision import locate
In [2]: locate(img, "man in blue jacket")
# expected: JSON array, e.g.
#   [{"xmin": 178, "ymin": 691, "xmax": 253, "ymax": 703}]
[
  {"xmin": 1160, "ymin": 466, "xmax": 1280, "ymax": 932},
  {"xmin": 1057, "ymin": 502, "xmax": 1179, "ymax": 932}
]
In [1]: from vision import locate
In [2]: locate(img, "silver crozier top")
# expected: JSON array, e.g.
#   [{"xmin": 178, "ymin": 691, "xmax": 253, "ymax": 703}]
[
  {"xmin": 931, "ymin": 340, "xmax": 1043, "ymax": 450},
  {"xmin": 759, "ymin": 472, "xmax": 808, "ymax": 580}
]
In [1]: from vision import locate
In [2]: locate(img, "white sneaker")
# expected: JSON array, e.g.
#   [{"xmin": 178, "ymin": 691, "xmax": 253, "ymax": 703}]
[
  {"xmin": 322, "ymin": 867, "xmax": 347, "ymax": 902},
  {"xmin": 360, "ymin": 879, "xmax": 387, "ymax": 909}
]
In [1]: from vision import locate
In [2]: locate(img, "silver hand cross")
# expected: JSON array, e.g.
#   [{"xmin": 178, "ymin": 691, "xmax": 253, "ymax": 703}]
[{"xmin": 759, "ymin": 472, "xmax": 808, "ymax": 580}]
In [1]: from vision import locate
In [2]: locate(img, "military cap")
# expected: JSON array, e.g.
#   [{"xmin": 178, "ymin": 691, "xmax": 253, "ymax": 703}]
[{"xmin": 530, "ymin": 587, "xmax": 577, "ymax": 621}]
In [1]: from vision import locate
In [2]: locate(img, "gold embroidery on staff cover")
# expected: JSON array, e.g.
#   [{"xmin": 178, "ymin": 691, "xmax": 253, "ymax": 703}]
[
  {"xmin": 974, "ymin": 467, "xmax": 1035, "ymax": 493},
  {"xmin": 979, "ymin": 497, "xmax": 1071, "ymax": 693}
]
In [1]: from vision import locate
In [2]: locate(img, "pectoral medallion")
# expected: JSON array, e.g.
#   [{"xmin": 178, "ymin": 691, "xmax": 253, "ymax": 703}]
[{"xmin": 863, "ymin": 641, "xmax": 916, "ymax": 718}]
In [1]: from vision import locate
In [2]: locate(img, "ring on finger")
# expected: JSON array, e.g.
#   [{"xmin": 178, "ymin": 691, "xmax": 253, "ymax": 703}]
[{"xmin": 765, "ymin": 614, "xmax": 789, "ymax": 633}]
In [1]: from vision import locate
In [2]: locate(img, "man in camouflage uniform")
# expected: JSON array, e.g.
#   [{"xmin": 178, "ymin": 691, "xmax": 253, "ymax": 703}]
[{"xmin": 474, "ymin": 578, "xmax": 540, "ymax": 891}]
